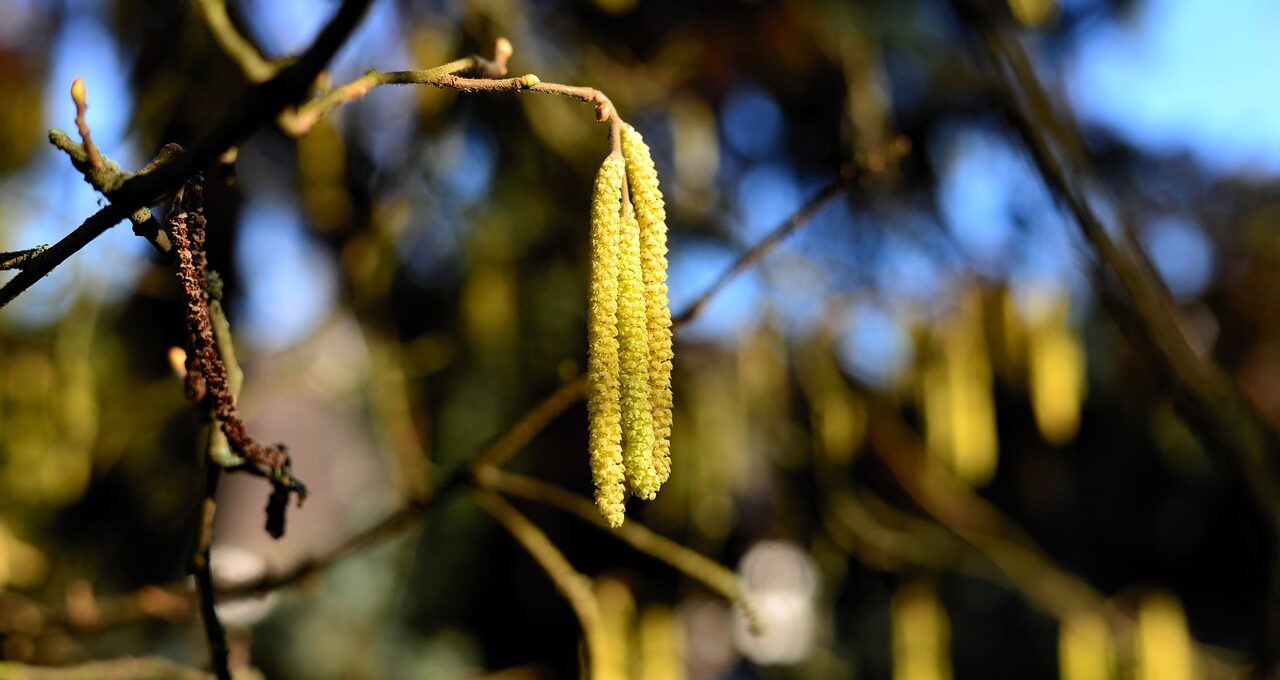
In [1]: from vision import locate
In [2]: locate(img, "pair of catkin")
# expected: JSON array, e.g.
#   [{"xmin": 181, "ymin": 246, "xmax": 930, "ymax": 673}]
[{"xmin": 588, "ymin": 125, "xmax": 674, "ymax": 528}]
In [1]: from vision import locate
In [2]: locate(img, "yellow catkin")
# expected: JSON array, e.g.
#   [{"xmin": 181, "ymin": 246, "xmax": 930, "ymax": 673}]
[
  {"xmin": 618, "ymin": 203, "xmax": 659, "ymax": 499},
  {"xmin": 621, "ymin": 125, "xmax": 674, "ymax": 489},
  {"xmin": 1059, "ymin": 609, "xmax": 1115, "ymax": 680},
  {"xmin": 891, "ymin": 582, "xmax": 953, "ymax": 680},
  {"xmin": 638, "ymin": 606, "xmax": 685, "ymax": 680},
  {"xmin": 1135, "ymin": 593, "xmax": 1195, "ymax": 680},
  {"xmin": 588, "ymin": 153, "xmax": 627, "ymax": 527}
]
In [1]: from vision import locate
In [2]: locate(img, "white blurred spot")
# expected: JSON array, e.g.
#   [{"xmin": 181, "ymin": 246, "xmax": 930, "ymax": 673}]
[
  {"xmin": 210, "ymin": 544, "xmax": 278, "ymax": 627},
  {"xmin": 732, "ymin": 540, "xmax": 820, "ymax": 666}
]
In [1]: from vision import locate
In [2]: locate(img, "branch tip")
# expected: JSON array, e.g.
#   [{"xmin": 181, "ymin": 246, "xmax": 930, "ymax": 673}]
[
  {"xmin": 70, "ymin": 76, "xmax": 86, "ymax": 107},
  {"xmin": 70, "ymin": 76, "xmax": 104, "ymax": 171}
]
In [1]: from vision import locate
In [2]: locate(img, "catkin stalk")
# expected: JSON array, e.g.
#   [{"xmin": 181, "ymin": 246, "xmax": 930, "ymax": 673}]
[
  {"xmin": 621, "ymin": 125, "xmax": 674, "ymax": 488},
  {"xmin": 588, "ymin": 153, "xmax": 628, "ymax": 527},
  {"xmin": 618, "ymin": 203, "xmax": 659, "ymax": 499}
]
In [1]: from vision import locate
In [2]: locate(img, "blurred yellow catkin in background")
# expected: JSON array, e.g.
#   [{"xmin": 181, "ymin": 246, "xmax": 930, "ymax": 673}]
[
  {"xmin": 920, "ymin": 291, "xmax": 998, "ymax": 486},
  {"xmin": 667, "ymin": 97, "xmax": 719, "ymax": 216},
  {"xmin": 637, "ymin": 606, "xmax": 685, "ymax": 680},
  {"xmin": 795, "ymin": 334, "xmax": 866, "ymax": 467},
  {"xmin": 0, "ymin": 521, "xmax": 48, "ymax": 591},
  {"xmin": 892, "ymin": 582, "xmax": 952, "ymax": 680},
  {"xmin": 296, "ymin": 118, "xmax": 352, "ymax": 232},
  {"xmin": 1058, "ymin": 609, "xmax": 1115, "ymax": 680},
  {"xmin": 461, "ymin": 262, "xmax": 518, "ymax": 354},
  {"xmin": 1025, "ymin": 287, "xmax": 1086, "ymax": 445},
  {"xmin": 596, "ymin": 577, "xmax": 636, "ymax": 680},
  {"xmin": 1008, "ymin": 0, "xmax": 1057, "ymax": 27},
  {"xmin": 1136, "ymin": 592, "xmax": 1197, "ymax": 680}
]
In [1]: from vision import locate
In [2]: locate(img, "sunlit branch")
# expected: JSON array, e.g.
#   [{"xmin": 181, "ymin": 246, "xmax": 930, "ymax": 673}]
[
  {"xmin": 0, "ymin": 656, "xmax": 213, "ymax": 680},
  {"xmin": 0, "ymin": 584, "xmax": 191, "ymax": 636},
  {"xmin": 473, "ymin": 376, "xmax": 588, "ymax": 470},
  {"xmin": 477, "ymin": 466, "xmax": 763, "ymax": 632},
  {"xmin": 217, "ymin": 376, "xmax": 589, "ymax": 599},
  {"xmin": 70, "ymin": 77, "xmax": 104, "ymax": 173},
  {"xmin": 274, "ymin": 37, "xmax": 627, "ymax": 153},
  {"xmin": 278, "ymin": 37, "xmax": 513, "ymax": 136},
  {"xmin": 473, "ymin": 491, "xmax": 611, "ymax": 679},
  {"xmin": 193, "ymin": 0, "xmax": 279, "ymax": 84},
  {"xmin": 672, "ymin": 178, "xmax": 853, "ymax": 326}
]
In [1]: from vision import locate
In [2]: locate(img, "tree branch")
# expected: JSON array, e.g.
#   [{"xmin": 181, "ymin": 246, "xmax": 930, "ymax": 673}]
[
  {"xmin": 672, "ymin": 178, "xmax": 853, "ymax": 325},
  {"xmin": 69, "ymin": 77, "xmax": 105, "ymax": 174},
  {"xmin": 0, "ymin": 657, "xmax": 213, "ymax": 680},
  {"xmin": 0, "ymin": 0, "xmax": 373, "ymax": 309},
  {"xmin": 472, "ymin": 491, "xmax": 611, "ymax": 679},
  {"xmin": 268, "ymin": 36, "xmax": 628, "ymax": 151},
  {"xmin": 476, "ymin": 467, "xmax": 763, "ymax": 632},
  {"xmin": 0, "ymin": 246, "xmax": 48, "ymax": 271},
  {"xmin": 190, "ymin": 464, "xmax": 230, "ymax": 680},
  {"xmin": 192, "ymin": 0, "xmax": 278, "ymax": 84},
  {"xmin": 278, "ymin": 37, "xmax": 513, "ymax": 136}
]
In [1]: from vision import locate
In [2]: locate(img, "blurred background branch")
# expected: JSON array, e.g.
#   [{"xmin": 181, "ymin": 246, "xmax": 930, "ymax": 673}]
[{"xmin": 0, "ymin": 656, "xmax": 214, "ymax": 680}]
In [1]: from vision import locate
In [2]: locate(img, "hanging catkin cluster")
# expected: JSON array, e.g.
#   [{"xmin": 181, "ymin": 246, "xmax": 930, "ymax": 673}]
[{"xmin": 588, "ymin": 126, "xmax": 674, "ymax": 527}]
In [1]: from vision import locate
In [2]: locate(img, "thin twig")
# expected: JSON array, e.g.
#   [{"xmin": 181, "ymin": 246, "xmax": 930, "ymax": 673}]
[
  {"xmin": 193, "ymin": 0, "xmax": 278, "ymax": 83},
  {"xmin": 473, "ymin": 491, "xmax": 611, "ymax": 679},
  {"xmin": 0, "ymin": 202, "xmax": 137, "ymax": 308},
  {"xmin": 70, "ymin": 77, "xmax": 104, "ymax": 172},
  {"xmin": 47, "ymin": 126, "xmax": 180, "ymax": 253},
  {"xmin": 0, "ymin": 585, "xmax": 191, "ymax": 636},
  {"xmin": 473, "ymin": 376, "xmax": 588, "ymax": 470},
  {"xmin": 191, "ymin": 463, "xmax": 230, "ymax": 680},
  {"xmin": 272, "ymin": 36, "xmax": 627, "ymax": 149},
  {"xmin": 216, "ymin": 381, "xmax": 578, "ymax": 599},
  {"xmin": 0, "ymin": 657, "xmax": 213, "ymax": 680},
  {"xmin": 477, "ymin": 467, "xmax": 763, "ymax": 632},
  {"xmin": 672, "ymin": 178, "xmax": 853, "ymax": 326},
  {"xmin": 278, "ymin": 37, "xmax": 513, "ymax": 136}
]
